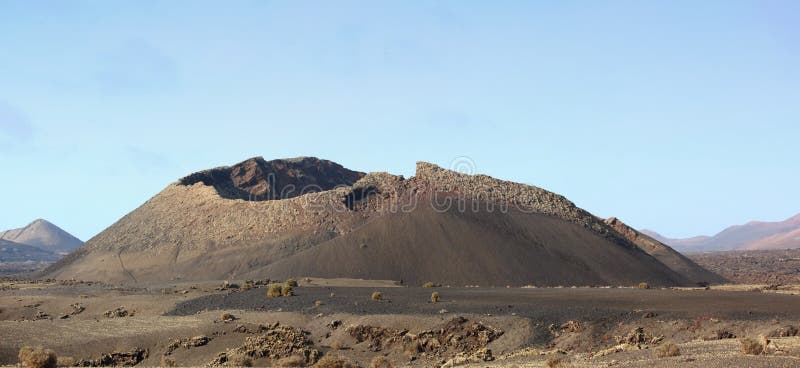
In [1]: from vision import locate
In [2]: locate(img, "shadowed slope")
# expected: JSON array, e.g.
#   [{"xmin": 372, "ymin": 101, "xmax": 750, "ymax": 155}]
[
  {"xmin": 255, "ymin": 202, "xmax": 689, "ymax": 287},
  {"xmin": 605, "ymin": 217, "xmax": 725, "ymax": 284},
  {"xmin": 0, "ymin": 239, "xmax": 59, "ymax": 263}
]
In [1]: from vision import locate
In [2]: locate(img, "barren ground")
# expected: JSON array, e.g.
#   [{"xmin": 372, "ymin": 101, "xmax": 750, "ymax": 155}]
[{"xmin": 3, "ymin": 278, "xmax": 800, "ymax": 367}]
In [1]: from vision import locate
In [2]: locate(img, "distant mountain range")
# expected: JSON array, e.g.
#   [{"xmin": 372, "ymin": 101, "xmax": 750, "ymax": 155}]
[
  {"xmin": 0, "ymin": 219, "xmax": 83, "ymax": 266},
  {"xmin": 0, "ymin": 239, "xmax": 62, "ymax": 263},
  {"xmin": 643, "ymin": 214, "xmax": 800, "ymax": 252}
]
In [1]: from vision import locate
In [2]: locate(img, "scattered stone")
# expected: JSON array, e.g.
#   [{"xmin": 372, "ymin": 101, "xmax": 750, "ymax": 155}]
[
  {"xmin": 560, "ymin": 320, "xmax": 581, "ymax": 333},
  {"xmin": 70, "ymin": 303, "xmax": 85, "ymax": 315},
  {"xmin": 618, "ymin": 327, "xmax": 646, "ymax": 346},
  {"xmin": 474, "ymin": 348, "xmax": 493, "ymax": 361},
  {"xmin": 219, "ymin": 312, "xmax": 236, "ymax": 322},
  {"xmin": 34, "ymin": 311, "xmax": 50, "ymax": 320},
  {"xmin": 233, "ymin": 324, "xmax": 248, "ymax": 333},
  {"xmin": 346, "ymin": 316, "xmax": 502, "ymax": 358},
  {"xmin": 75, "ymin": 348, "xmax": 148, "ymax": 366},
  {"xmin": 103, "ymin": 306, "xmax": 129, "ymax": 318},
  {"xmin": 769, "ymin": 325, "xmax": 799, "ymax": 338},
  {"xmin": 704, "ymin": 330, "xmax": 737, "ymax": 340},
  {"xmin": 187, "ymin": 335, "xmax": 210, "ymax": 347},
  {"xmin": 210, "ymin": 324, "xmax": 320, "ymax": 366},
  {"xmin": 327, "ymin": 320, "xmax": 343, "ymax": 330}
]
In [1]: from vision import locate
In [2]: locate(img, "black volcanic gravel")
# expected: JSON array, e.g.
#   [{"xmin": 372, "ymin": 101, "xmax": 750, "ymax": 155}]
[{"xmin": 167, "ymin": 286, "xmax": 800, "ymax": 323}]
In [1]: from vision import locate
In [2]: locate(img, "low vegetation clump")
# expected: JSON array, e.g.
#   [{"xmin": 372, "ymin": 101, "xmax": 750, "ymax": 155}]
[
  {"xmin": 314, "ymin": 354, "xmax": 359, "ymax": 368},
  {"xmin": 369, "ymin": 355, "xmax": 395, "ymax": 368},
  {"xmin": 226, "ymin": 352, "xmax": 253, "ymax": 367},
  {"xmin": 281, "ymin": 284, "xmax": 294, "ymax": 296},
  {"xmin": 545, "ymin": 355, "xmax": 569, "ymax": 368},
  {"xmin": 276, "ymin": 354, "xmax": 306, "ymax": 367},
  {"xmin": 431, "ymin": 292, "xmax": 440, "ymax": 303},
  {"xmin": 268, "ymin": 284, "xmax": 284, "ymax": 297},
  {"xmin": 371, "ymin": 291, "xmax": 383, "ymax": 301},
  {"xmin": 220, "ymin": 312, "xmax": 236, "ymax": 322},
  {"xmin": 285, "ymin": 278, "xmax": 299, "ymax": 287},
  {"xmin": 160, "ymin": 356, "xmax": 176, "ymax": 367},
  {"xmin": 637, "ymin": 282, "xmax": 651, "ymax": 289},
  {"xmin": 740, "ymin": 337, "xmax": 766, "ymax": 355},
  {"xmin": 56, "ymin": 357, "xmax": 74, "ymax": 368},
  {"xmin": 422, "ymin": 281, "xmax": 434, "ymax": 288},
  {"xmin": 654, "ymin": 343, "xmax": 681, "ymax": 358},
  {"xmin": 18, "ymin": 346, "xmax": 57, "ymax": 368}
]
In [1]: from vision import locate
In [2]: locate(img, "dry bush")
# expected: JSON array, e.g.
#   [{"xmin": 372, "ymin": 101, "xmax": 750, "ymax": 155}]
[
  {"xmin": 637, "ymin": 282, "xmax": 651, "ymax": 289},
  {"xmin": 220, "ymin": 312, "xmax": 236, "ymax": 321},
  {"xmin": 371, "ymin": 291, "xmax": 383, "ymax": 301},
  {"xmin": 55, "ymin": 356, "xmax": 74, "ymax": 367},
  {"xmin": 403, "ymin": 341, "xmax": 421, "ymax": 355},
  {"xmin": 281, "ymin": 285, "xmax": 294, "ymax": 296},
  {"xmin": 268, "ymin": 284, "xmax": 283, "ymax": 297},
  {"xmin": 285, "ymin": 278, "xmax": 299, "ymax": 287},
  {"xmin": 654, "ymin": 343, "xmax": 681, "ymax": 358},
  {"xmin": 740, "ymin": 337, "xmax": 765, "ymax": 355},
  {"xmin": 545, "ymin": 355, "xmax": 568, "ymax": 368},
  {"xmin": 277, "ymin": 355, "xmax": 306, "ymax": 367},
  {"xmin": 422, "ymin": 281, "xmax": 434, "ymax": 288},
  {"xmin": 160, "ymin": 356, "xmax": 176, "ymax": 367},
  {"xmin": 369, "ymin": 355, "xmax": 395, "ymax": 368},
  {"xmin": 18, "ymin": 346, "xmax": 57, "ymax": 368},
  {"xmin": 227, "ymin": 352, "xmax": 253, "ymax": 367},
  {"xmin": 314, "ymin": 300, "xmax": 323, "ymax": 307},
  {"xmin": 314, "ymin": 354, "xmax": 359, "ymax": 368},
  {"xmin": 431, "ymin": 292, "xmax": 440, "ymax": 303}
]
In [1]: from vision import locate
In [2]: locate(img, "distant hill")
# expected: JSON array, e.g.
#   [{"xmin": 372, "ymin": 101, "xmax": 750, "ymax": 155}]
[
  {"xmin": 643, "ymin": 214, "xmax": 800, "ymax": 252},
  {"xmin": 44, "ymin": 156, "xmax": 720, "ymax": 287},
  {"xmin": 0, "ymin": 219, "xmax": 83, "ymax": 255},
  {"xmin": 0, "ymin": 239, "xmax": 60, "ymax": 263}
]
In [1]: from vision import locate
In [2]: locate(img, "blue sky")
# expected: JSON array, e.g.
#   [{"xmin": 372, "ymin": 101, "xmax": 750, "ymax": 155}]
[{"xmin": 1, "ymin": 1, "xmax": 798, "ymax": 241}]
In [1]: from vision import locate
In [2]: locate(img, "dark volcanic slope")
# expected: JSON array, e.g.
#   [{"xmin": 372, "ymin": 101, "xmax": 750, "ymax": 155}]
[
  {"xmin": 44, "ymin": 157, "xmax": 716, "ymax": 287},
  {"xmin": 0, "ymin": 239, "xmax": 60, "ymax": 263},
  {"xmin": 255, "ymin": 204, "xmax": 688, "ymax": 287},
  {"xmin": 604, "ymin": 217, "xmax": 726, "ymax": 284},
  {"xmin": 179, "ymin": 156, "xmax": 365, "ymax": 200}
]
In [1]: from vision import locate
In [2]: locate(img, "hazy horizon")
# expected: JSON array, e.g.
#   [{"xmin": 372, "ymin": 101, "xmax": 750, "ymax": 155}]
[{"xmin": 1, "ymin": 1, "xmax": 798, "ymax": 240}]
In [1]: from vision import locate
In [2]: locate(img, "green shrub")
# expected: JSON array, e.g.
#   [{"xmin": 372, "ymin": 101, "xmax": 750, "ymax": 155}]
[
  {"xmin": 431, "ymin": 292, "xmax": 440, "ymax": 303},
  {"xmin": 285, "ymin": 278, "xmax": 298, "ymax": 287}
]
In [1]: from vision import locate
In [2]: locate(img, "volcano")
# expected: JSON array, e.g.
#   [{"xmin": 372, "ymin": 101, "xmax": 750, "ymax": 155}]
[{"xmin": 44, "ymin": 157, "xmax": 722, "ymax": 286}]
